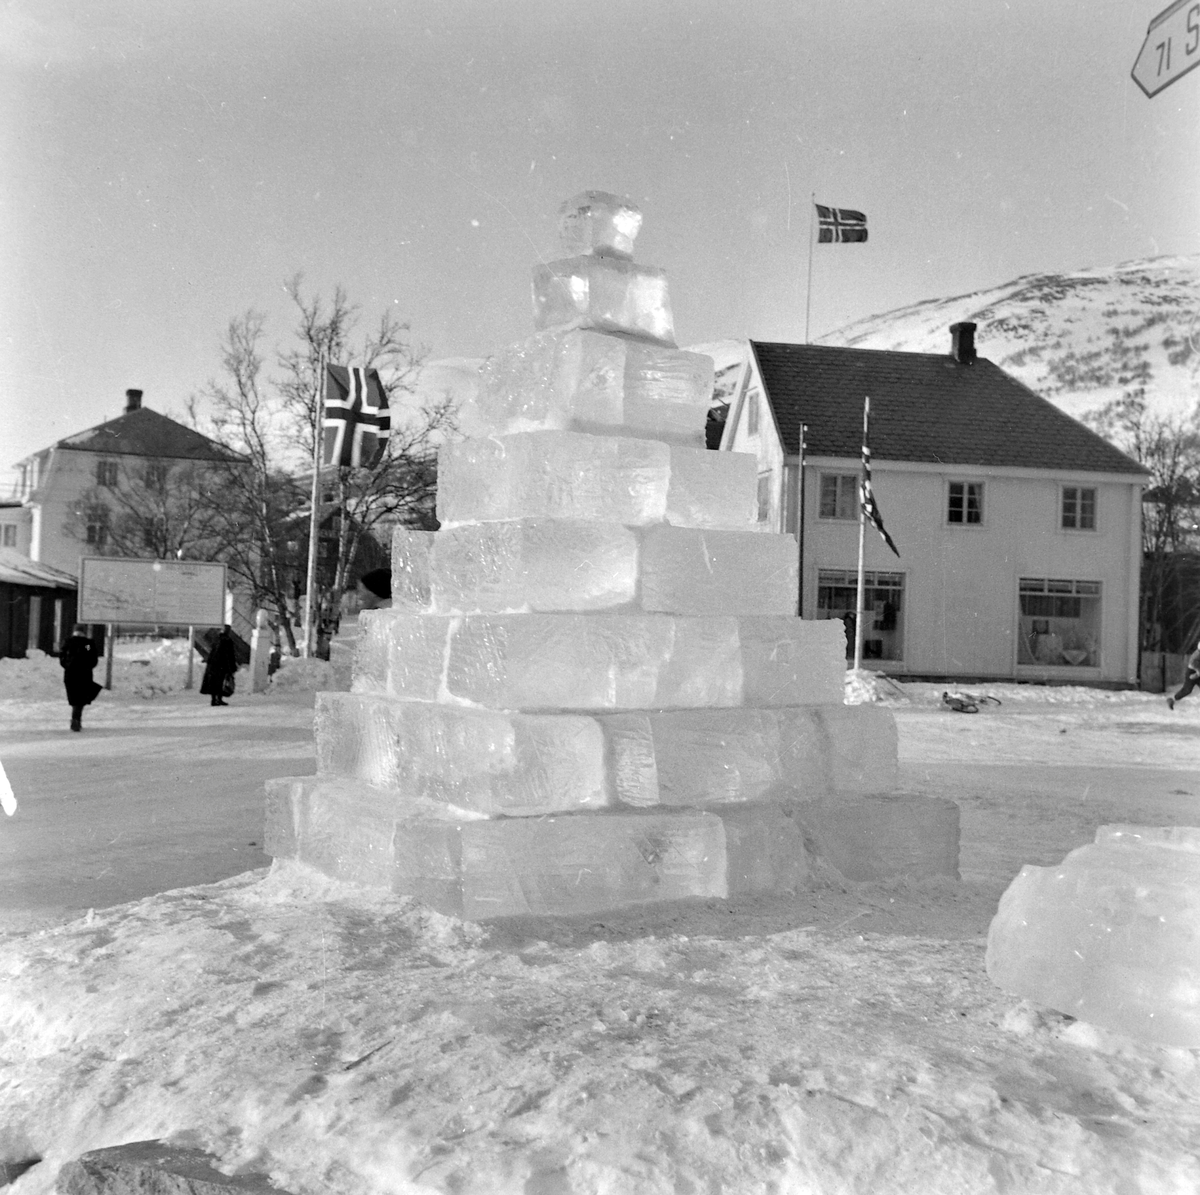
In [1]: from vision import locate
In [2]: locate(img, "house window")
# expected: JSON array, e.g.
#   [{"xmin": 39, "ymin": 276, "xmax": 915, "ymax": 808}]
[
  {"xmin": 1018, "ymin": 578, "xmax": 1100, "ymax": 667},
  {"xmin": 1, "ymin": 524, "xmax": 15, "ymax": 547},
  {"xmin": 819, "ymin": 473, "xmax": 858, "ymax": 520},
  {"xmin": 816, "ymin": 569, "xmax": 904, "ymax": 661},
  {"xmin": 96, "ymin": 459, "xmax": 119, "ymax": 487},
  {"xmin": 85, "ymin": 512, "xmax": 109, "ymax": 547},
  {"xmin": 746, "ymin": 391, "xmax": 759, "ymax": 437},
  {"xmin": 144, "ymin": 462, "xmax": 169, "ymax": 489},
  {"xmin": 756, "ymin": 473, "xmax": 772, "ymax": 523},
  {"xmin": 1062, "ymin": 486, "xmax": 1096, "ymax": 530},
  {"xmin": 947, "ymin": 481, "xmax": 983, "ymax": 524}
]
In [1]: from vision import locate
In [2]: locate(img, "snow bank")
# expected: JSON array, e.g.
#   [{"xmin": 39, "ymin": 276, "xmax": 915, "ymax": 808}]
[
  {"xmin": 0, "ymin": 641, "xmax": 194, "ymax": 703},
  {"xmin": 268, "ymin": 656, "xmax": 336, "ymax": 692}
]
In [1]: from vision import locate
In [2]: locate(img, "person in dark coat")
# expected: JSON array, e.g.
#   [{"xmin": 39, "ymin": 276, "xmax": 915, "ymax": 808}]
[
  {"xmin": 200, "ymin": 625, "xmax": 238, "ymax": 707},
  {"xmin": 60, "ymin": 624, "xmax": 101, "ymax": 732},
  {"xmin": 1168, "ymin": 643, "xmax": 1200, "ymax": 709}
]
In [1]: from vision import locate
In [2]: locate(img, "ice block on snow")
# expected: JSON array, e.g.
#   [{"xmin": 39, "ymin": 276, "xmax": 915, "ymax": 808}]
[
  {"xmin": 533, "ymin": 255, "xmax": 675, "ymax": 346},
  {"xmin": 366, "ymin": 611, "xmax": 843, "ymax": 711},
  {"xmin": 557, "ymin": 190, "xmax": 642, "ymax": 259},
  {"xmin": 600, "ymin": 702, "xmax": 896, "ymax": 807},
  {"xmin": 463, "ymin": 329, "xmax": 713, "ymax": 447},
  {"xmin": 314, "ymin": 691, "xmax": 608, "ymax": 817},
  {"xmin": 986, "ymin": 824, "xmax": 1200, "ymax": 1048},
  {"xmin": 437, "ymin": 430, "xmax": 758, "ymax": 531},
  {"xmin": 267, "ymin": 776, "xmax": 728, "ymax": 918}
]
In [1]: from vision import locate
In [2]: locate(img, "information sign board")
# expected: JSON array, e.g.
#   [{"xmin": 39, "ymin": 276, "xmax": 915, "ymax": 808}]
[
  {"xmin": 1132, "ymin": 0, "xmax": 1200, "ymax": 96},
  {"xmin": 78, "ymin": 558, "xmax": 227, "ymax": 626}
]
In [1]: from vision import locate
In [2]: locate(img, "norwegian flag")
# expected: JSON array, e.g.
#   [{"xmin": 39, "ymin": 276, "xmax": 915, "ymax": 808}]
[
  {"xmin": 860, "ymin": 396, "xmax": 899, "ymax": 556},
  {"xmin": 816, "ymin": 204, "xmax": 868, "ymax": 243},
  {"xmin": 322, "ymin": 365, "xmax": 390, "ymax": 469}
]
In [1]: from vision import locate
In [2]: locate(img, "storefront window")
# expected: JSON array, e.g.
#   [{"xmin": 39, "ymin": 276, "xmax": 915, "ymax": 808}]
[
  {"xmin": 817, "ymin": 569, "xmax": 904, "ymax": 661},
  {"xmin": 1018, "ymin": 578, "xmax": 1100, "ymax": 666}
]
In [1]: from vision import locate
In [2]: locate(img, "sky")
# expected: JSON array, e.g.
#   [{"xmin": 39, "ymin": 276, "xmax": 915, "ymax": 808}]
[{"xmin": 2, "ymin": 0, "xmax": 1198, "ymax": 486}]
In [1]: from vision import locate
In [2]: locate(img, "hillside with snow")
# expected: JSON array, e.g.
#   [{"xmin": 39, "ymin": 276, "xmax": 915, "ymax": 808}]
[
  {"xmin": 817, "ymin": 256, "xmax": 1200, "ymax": 422},
  {"xmin": 410, "ymin": 258, "xmax": 1200, "ymax": 428}
]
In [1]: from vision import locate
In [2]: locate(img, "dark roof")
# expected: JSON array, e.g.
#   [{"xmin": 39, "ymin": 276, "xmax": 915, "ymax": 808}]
[
  {"xmin": 53, "ymin": 407, "xmax": 244, "ymax": 463},
  {"xmin": 749, "ymin": 341, "xmax": 1146, "ymax": 476}
]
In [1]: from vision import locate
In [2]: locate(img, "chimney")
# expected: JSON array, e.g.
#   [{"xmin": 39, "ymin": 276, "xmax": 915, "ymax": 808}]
[
  {"xmin": 125, "ymin": 389, "xmax": 143, "ymax": 412},
  {"xmin": 949, "ymin": 322, "xmax": 976, "ymax": 365}
]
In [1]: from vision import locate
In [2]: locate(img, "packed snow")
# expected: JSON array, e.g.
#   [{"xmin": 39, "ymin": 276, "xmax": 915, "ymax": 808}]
[{"xmin": 2, "ymin": 661, "xmax": 1199, "ymax": 1194}]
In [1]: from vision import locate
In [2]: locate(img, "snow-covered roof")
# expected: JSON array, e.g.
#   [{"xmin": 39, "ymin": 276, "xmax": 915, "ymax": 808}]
[{"xmin": 0, "ymin": 548, "xmax": 77, "ymax": 588}]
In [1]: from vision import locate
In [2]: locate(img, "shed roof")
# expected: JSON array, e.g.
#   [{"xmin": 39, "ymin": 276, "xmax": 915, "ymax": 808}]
[
  {"xmin": 748, "ymin": 341, "xmax": 1146, "ymax": 477},
  {"xmin": 0, "ymin": 549, "xmax": 77, "ymax": 588},
  {"xmin": 48, "ymin": 407, "xmax": 244, "ymax": 463}
]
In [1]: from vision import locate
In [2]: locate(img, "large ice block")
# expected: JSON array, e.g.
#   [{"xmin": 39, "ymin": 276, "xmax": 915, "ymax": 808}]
[
  {"xmin": 437, "ymin": 430, "xmax": 759, "ymax": 530},
  {"xmin": 462, "ymin": 329, "xmax": 713, "ymax": 447},
  {"xmin": 397, "ymin": 519, "xmax": 639, "ymax": 613},
  {"xmin": 557, "ymin": 190, "xmax": 642, "ymax": 259},
  {"xmin": 798, "ymin": 793, "xmax": 960, "ymax": 881},
  {"xmin": 314, "ymin": 691, "xmax": 609, "ymax": 816},
  {"xmin": 364, "ymin": 611, "xmax": 844, "ymax": 711},
  {"xmin": 600, "ymin": 704, "xmax": 897, "ymax": 807},
  {"xmin": 640, "ymin": 525, "xmax": 797, "ymax": 615},
  {"xmin": 533, "ymin": 255, "xmax": 675, "ymax": 346},
  {"xmin": 267, "ymin": 774, "xmax": 728, "ymax": 918},
  {"xmin": 391, "ymin": 528, "xmax": 434, "ymax": 611},
  {"xmin": 986, "ymin": 824, "xmax": 1200, "ymax": 1048},
  {"xmin": 391, "ymin": 520, "xmax": 796, "ymax": 616}
]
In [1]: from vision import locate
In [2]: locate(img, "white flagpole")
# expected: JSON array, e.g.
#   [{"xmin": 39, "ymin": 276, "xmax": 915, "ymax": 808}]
[
  {"xmin": 853, "ymin": 395, "xmax": 869, "ymax": 673},
  {"xmin": 302, "ymin": 349, "xmax": 326, "ymax": 659}
]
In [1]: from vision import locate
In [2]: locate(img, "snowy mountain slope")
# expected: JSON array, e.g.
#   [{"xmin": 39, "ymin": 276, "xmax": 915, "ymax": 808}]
[
  {"xmin": 410, "ymin": 258, "xmax": 1200, "ymax": 427},
  {"xmin": 817, "ymin": 256, "xmax": 1200, "ymax": 421}
]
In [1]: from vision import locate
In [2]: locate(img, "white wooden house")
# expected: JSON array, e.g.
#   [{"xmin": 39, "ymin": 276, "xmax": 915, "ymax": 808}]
[{"xmin": 714, "ymin": 324, "xmax": 1148, "ymax": 684}]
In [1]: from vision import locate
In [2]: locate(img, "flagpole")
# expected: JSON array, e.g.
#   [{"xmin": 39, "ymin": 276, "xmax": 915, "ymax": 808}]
[
  {"xmin": 796, "ymin": 423, "xmax": 808, "ymax": 617},
  {"xmin": 804, "ymin": 192, "xmax": 815, "ymax": 344},
  {"xmin": 302, "ymin": 348, "xmax": 326, "ymax": 659},
  {"xmin": 853, "ymin": 396, "xmax": 870, "ymax": 673}
]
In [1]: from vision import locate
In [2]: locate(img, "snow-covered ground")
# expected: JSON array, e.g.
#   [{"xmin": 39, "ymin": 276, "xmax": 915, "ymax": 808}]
[{"xmin": 2, "ymin": 669, "xmax": 1199, "ymax": 1194}]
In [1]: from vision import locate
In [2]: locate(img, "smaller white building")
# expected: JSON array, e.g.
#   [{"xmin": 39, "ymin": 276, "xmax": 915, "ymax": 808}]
[
  {"xmin": 11, "ymin": 389, "xmax": 243, "ymax": 579},
  {"xmin": 715, "ymin": 325, "xmax": 1148, "ymax": 684}
]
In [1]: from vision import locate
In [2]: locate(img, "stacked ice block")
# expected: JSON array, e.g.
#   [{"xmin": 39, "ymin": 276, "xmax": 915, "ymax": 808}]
[{"xmin": 266, "ymin": 191, "xmax": 959, "ymax": 919}]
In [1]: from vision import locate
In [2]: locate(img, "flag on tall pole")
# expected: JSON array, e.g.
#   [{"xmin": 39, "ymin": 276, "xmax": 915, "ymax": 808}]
[
  {"xmin": 861, "ymin": 396, "xmax": 899, "ymax": 557},
  {"xmin": 815, "ymin": 204, "xmax": 868, "ymax": 243},
  {"xmin": 321, "ymin": 365, "xmax": 390, "ymax": 469}
]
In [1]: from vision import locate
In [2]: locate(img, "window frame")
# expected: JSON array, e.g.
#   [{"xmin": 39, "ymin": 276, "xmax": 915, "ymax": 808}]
[
  {"xmin": 96, "ymin": 458, "xmax": 119, "ymax": 488},
  {"xmin": 946, "ymin": 479, "xmax": 984, "ymax": 526},
  {"xmin": 1061, "ymin": 484, "xmax": 1097, "ymax": 532},
  {"xmin": 818, "ymin": 472, "xmax": 859, "ymax": 521}
]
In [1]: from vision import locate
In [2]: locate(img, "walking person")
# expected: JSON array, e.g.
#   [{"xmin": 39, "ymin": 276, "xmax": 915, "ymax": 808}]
[
  {"xmin": 1168, "ymin": 643, "xmax": 1200, "ymax": 709},
  {"xmin": 60, "ymin": 624, "xmax": 101, "ymax": 732},
  {"xmin": 201, "ymin": 625, "xmax": 238, "ymax": 707}
]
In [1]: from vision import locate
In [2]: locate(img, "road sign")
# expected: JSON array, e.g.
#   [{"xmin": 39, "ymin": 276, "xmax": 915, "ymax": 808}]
[
  {"xmin": 79, "ymin": 557, "xmax": 227, "ymax": 626},
  {"xmin": 1132, "ymin": 0, "xmax": 1200, "ymax": 97}
]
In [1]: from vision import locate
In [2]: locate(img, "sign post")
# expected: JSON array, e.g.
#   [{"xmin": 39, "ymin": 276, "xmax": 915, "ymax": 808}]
[{"xmin": 1131, "ymin": 0, "xmax": 1200, "ymax": 97}]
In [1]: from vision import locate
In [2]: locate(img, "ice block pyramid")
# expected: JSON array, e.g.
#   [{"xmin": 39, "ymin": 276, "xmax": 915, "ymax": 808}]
[
  {"xmin": 986, "ymin": 825, "xmax": 1200, "ymax": 1047},
  {"xmin": 266, "ymin": 191, "xmax": 959, "ymax": 919}
]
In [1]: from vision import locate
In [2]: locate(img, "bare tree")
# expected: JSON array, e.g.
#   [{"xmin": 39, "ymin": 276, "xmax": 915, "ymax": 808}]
[
  {"xmin": 1085, "ymin": 388, "xmax": 1200, "ymax": 654},
  {"xmin": 274, "ymin": 276, "xmax": 454, "ymax": 612},
  {"xmin": 190, "ymin": 312, "xmax": 307, "ymax": 653},
  {"xmin": 188, "ymin": 283, "xmax": 456, "ymax": 653},
  {"xmin": 65, "ymin": 457, "xmax": 229, "ymax": 561}
]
